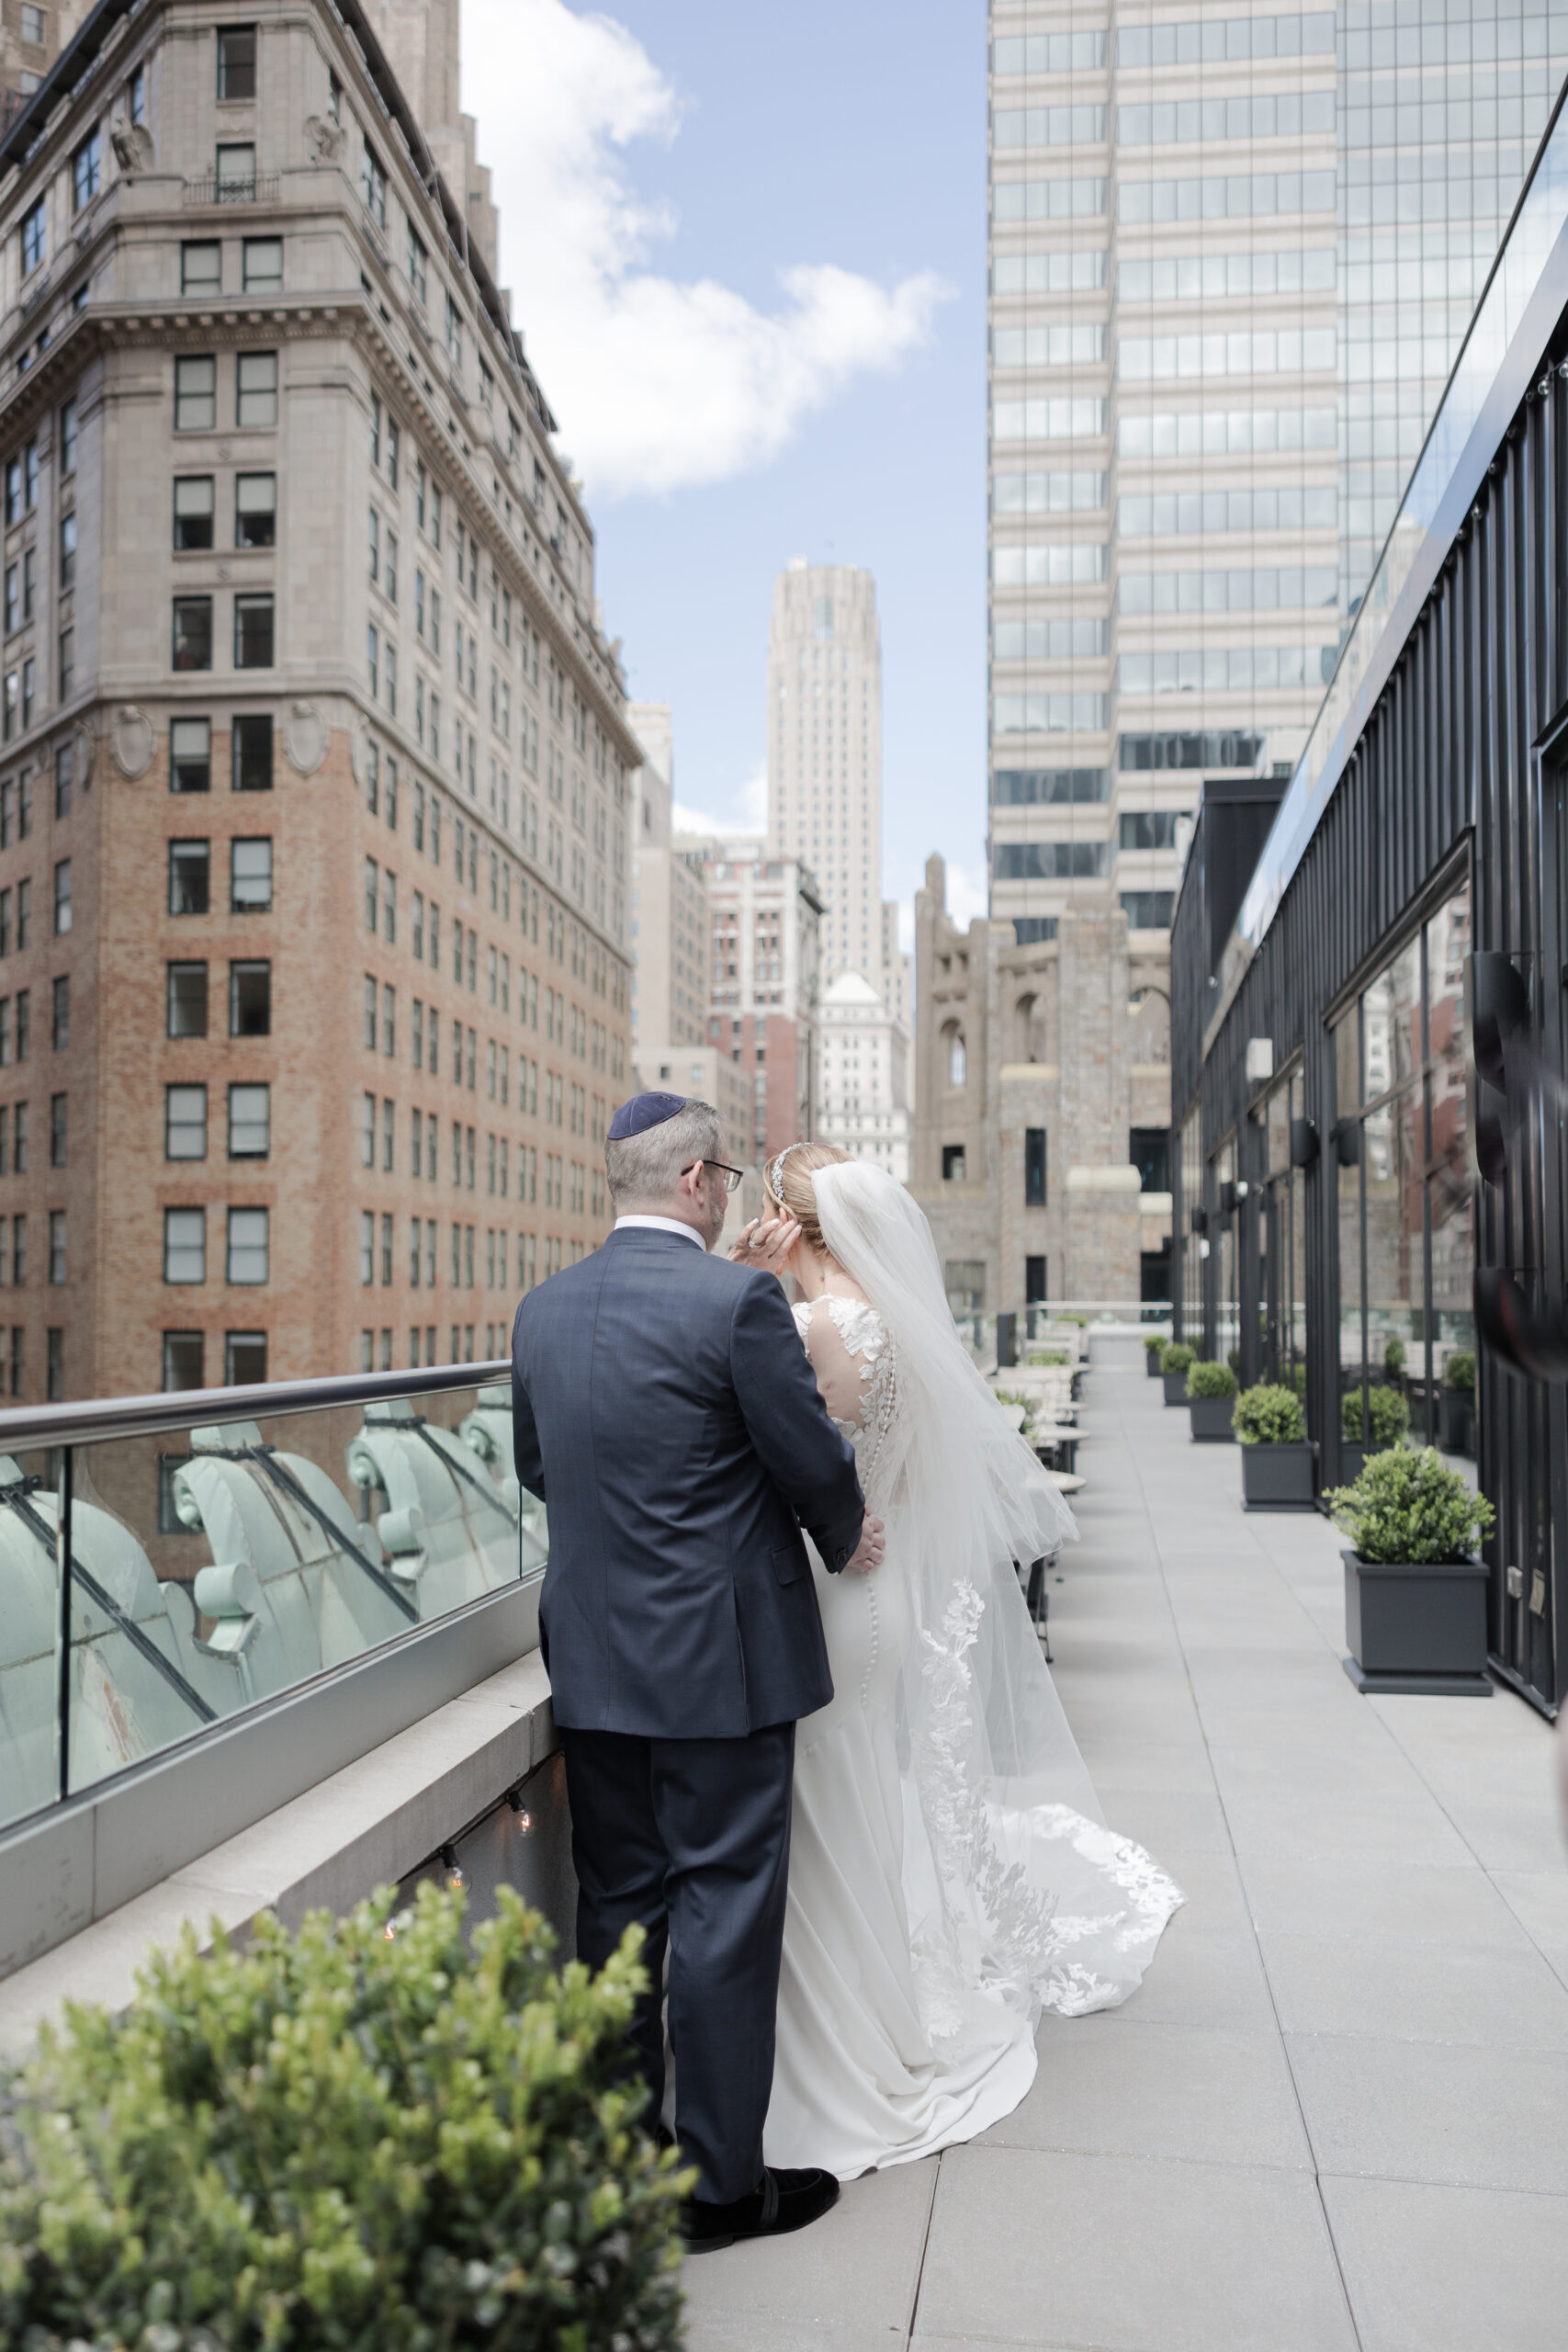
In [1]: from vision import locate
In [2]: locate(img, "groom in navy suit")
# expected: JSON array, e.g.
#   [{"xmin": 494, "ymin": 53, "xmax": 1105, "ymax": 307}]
[{"xmin": 512, "ymin": 1091, "xmax": 881, "ymax": 2249}]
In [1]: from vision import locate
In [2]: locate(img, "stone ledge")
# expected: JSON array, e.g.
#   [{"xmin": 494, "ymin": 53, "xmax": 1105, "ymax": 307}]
[{"xmin": 0, "ymin": 1654, "xmax": 556, "ymax": 2062}]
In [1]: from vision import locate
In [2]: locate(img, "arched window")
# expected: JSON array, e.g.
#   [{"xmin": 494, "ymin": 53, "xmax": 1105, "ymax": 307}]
[{"xmin": 948, "ymin": 1028, "xmax": 966, "ymax": 1088}]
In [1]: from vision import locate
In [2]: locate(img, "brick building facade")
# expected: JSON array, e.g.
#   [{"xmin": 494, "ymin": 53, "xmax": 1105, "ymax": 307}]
[{"xmin": 0, "ymin": 0, "xmax": 635, "ymax": 1399}]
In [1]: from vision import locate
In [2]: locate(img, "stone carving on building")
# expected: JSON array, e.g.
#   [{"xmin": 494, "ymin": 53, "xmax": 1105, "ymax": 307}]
[
  {"xmin": 284, "ymin": 700, "xmax": 328, "ymax": 775},
  {"xmin": 110, "ymin": 706, "xmax": 154, "ymax": 779},
  {"xmin": 110, "ymin": 122, "xmax": 154, "ymax": 175},
  {"xmin": 305, "ymin": 113, "xmax": 347, "ymax": 164}
]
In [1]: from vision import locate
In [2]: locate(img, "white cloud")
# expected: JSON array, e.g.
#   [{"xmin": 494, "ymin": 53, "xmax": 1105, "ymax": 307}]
[
  {"xmin": 463, "ymin": 0, "xmax": 949, "ymax": 500},
  {"xmin": 945, "ymin": 862, "xmax": 989, "ymax": 929}
]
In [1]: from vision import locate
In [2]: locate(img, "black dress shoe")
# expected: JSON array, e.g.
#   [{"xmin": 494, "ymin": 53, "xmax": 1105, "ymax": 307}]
[{"xmin": 682, "ymin": 2165, "xmax": 840, "ymax": 2254}]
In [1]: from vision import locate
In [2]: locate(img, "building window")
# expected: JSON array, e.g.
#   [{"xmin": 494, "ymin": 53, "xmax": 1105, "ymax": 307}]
[
  {"xmin": 20, "ymin": 198, "xmax": 44, "ymax": 278},
  {"xmin": 52, "ymin": 858, "xmax": 70, "ymax": 934},
  {"xmin": 242, "ymin": 236, "xmax": 281, "ymax": 291},
  {"xmin": 235, "ymin": 350, "xmax": 277, "ymax": 428},
  {"xmin": 129, "ymin": 63, "xmax": 146, "ymax": 127},
  {"xmin": 942, "ymin": 1145, "xmax": 967, "ymax": 1182},
  {"xmin": 71, "ymin": 130, "xmax": 101, "ymax": 213},
  {"xmin": 215, "ymin": 135, "xmax": 259, "ymax": 193},
  {"xmin": 20, "ymin": 658, "xmax": 33, "ymax": 729},
  {"xmin": 179, "ymin": 240, "xmax": 222, "ymax": 299},
  {"xmin": 226, "ymin": 1330, "xmax": 267, "ymax": 1384},
  {"xmin": 175, "ymin": 355, "xmax": 217, "ymax": 430},
  {"xmin": 948, "ymin": 1032, "xmax": 966, "ymax": 1088},
  {"xmin": 170, "ymin": 716, "xmax": 211, "ymax": 793},
  {"xmin": 174, "ymin": 475, "xmax": 215, "ymax": 550},
  {"xmin": 59, "ymin": 397, "xmax": 76, "ymax": 474},
  {"xmin": 164, "ymin": 1206, "xmax": 206, "ymax": 1284},
  {"xmin": 58, "ymin": 510, "xmax": 75, "ymax": 593},
  {"xmin": 1120, "ymin": 890, "xmax": 1175, "ymax": 931},
  {"xmin": 164, "ymin": 1082, "xmax": 208, "ymax": 1159},
  {"xmin": 230, "ymin": 836, "xmax": 272, "ymax": 912},
  {"xmin": 57, "ymin": 630, "xmax": 73, "ymax": 700},
  {"xmin": 51, "ymin": 973, "xmax": 67, "ymax": 1049},
  {"xmin": 445, "ymin": 291, "xmax": 461, "ymax": 368},
  {"xmin": 231, "ymin": 714, "xmax": 272, "ymax": 791},
  {"xmin": 167, "ymin": 960, "xmax": 209, "ymax": 1036},
  {"xmin": 229, "ymin": 958, "xmax": 269, "ymax": 1035},
  {"xmin": 49, "ymin": 1091, "xmax": 65, "ymax": 1169},
  {"xmin": 172, "ymin": 596, "xmax": 213, "ymax": 670},
  {"xmin": 235, "ymin": 471, "xmax": 275, "ymax": 547},
  {"xmin": 21, "ymin": 6, "xmax": 46, "ymax": 43},
  {"xmin": 53, "ymin": 741, "xmax": 73, "ymax": 820},
  {"xmin": 1024, "ymin": 1127, "xmax": 1047, "ymax": 1209},
  {"xmin": 407, "ymin": 221, "xmax": 427, "ymax": 303},
  {"xmin": 217, "ymin": 24, "xmax": 257, "ymax": 101},
  {"xmin": 362, "ymin": 139, "xmax": 387, "ymax": 227},
  {"xmin": 168, "ymin": 839, "xmax": 210, "ymax": 915},
  {"xmin": 226, "ymin": 1206, "xmax": 268, "ymax": 1284},
  {"xmin": 227, "ymin": 1081, "xmax": 269, "ymax": 1158},
  {"xmin": 234, "ymin": 593, "xmax": 274, "ymax": 667},
  {"xmin": 163, "ymin": 1330, "xmax": 204, "ymax": 1391}
]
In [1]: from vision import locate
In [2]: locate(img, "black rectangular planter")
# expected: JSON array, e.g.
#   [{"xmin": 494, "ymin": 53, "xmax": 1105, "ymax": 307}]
[
  {"xmin": 1162, "ymin": 1371, "xmax": 1190, "ymax": 1407},
  {"xmin": 1342, "ymin": 1548, "xmax": 1492, "ymax": 1697},
  {"xmin": 1240, "ymin": 1442, "xmax": 1315, "ymax": 1510},
  {"xmin": 1189, "ymin": 1394, "xmax": 1235, "ymax": 1442},
  {"xmin": 1145, "ymin": 1349, "xmax": 1165, "ymax": 1379}
]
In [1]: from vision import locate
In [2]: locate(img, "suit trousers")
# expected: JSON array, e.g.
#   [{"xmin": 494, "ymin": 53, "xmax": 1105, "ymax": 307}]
[{"xmin": 561, "ymin": 1720, "xmax": 796, "ymax": 2205}]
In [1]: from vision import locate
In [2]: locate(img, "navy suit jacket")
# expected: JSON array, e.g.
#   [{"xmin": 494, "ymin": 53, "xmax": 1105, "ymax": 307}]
[{"xmin": 512, "ymin": 1225, "xmax": 866, "ymax": 1738}]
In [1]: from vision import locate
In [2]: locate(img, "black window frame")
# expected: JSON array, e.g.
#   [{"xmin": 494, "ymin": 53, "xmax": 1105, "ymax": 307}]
[
  {"xmin": 166, "ymin": 959, "xmax": 209, "ymax": 1037},
  {"xmin": 231, "ymin": 714, "xmax": 272, "ymax": 791},
  {"xmin": 167, "ymin": 839, "xmax": 211, "ymax": 916},
  {"xmin": 229, "ymin": 958, "xmax": 270, "ymax": 1036},
  {"xmin": 172, "ymin": 595, "xmax": 213, "ymax": 672},
  {"xmin": 217, "ymin": 25, "xmax": 258, "ymax": 102},
  {"xmin": 173, "ymin": 474, "xmax": 216, "ymax": 550}
]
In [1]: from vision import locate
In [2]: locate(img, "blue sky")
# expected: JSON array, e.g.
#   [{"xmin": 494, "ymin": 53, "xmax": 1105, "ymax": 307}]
[{"xmin": 464, "ymin": 0, "xmax": 990, "ymax": 935}]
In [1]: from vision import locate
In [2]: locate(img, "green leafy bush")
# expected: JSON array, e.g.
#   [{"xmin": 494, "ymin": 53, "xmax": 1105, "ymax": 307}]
[
  {"xmin": 1144, "ymin": 1334, "xmax": 1164, "ymax": 1355},
  {"xmin": 1234, "ymin": 1383, "xmax": 1306, "ymax": 1445},
  {"xmin": 1445, "ymin": 1350, "xmax": 1476, "ymax": 1396},
  {"xmin": 1188, "ymin": 1359, "xmax": 1238, "ymax": 1399},
  {"xmin": 1325, "ymin": 1444, "xmax": 1495, "ymax": 1563},
  {"xmin": 1026, "ymin": 1350, "xmax": 1069, "ymax": 1367},
  {"xmin": 1288, "ymin": 1361, "xmax": 1308, "ymax": 1396},
  {"xmin": 1159, "ymin": 1340, "xmax": 1194, "ymax": 1375},
  {"xmin": 1342, "ymin": 1384, "xmax": 1410, "ymax": 1449},
  {"xmin": 1226, "ymin": 1347, "xmax": 1242, "ymax": 1377},
  {"xmin": 0, "ymin": 1883, "xmax": 688, "ymax": 2352}
]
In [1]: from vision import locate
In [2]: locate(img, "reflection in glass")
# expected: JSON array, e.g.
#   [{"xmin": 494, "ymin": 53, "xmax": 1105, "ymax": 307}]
[{"xmin": 0, "ymin": 1383, "xmax": 543, "ymax": 1835}]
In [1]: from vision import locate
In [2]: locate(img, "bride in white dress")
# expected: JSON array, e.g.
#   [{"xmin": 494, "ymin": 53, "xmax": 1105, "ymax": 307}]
[{"xmin": 734, "ymin": 1143, "xmax": 1183, "ymax": 2181}]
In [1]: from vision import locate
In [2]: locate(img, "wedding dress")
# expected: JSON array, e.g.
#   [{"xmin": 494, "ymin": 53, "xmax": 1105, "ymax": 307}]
[{"xmin": 763, "ymin": 1163, "xmax": 1183, "ymax": 2180}]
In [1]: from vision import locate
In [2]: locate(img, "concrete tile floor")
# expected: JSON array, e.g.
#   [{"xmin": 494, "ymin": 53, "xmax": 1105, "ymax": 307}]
[{"xmin": 680, "ymin": 1336, "xmax": 1568, "ymax": 2351}]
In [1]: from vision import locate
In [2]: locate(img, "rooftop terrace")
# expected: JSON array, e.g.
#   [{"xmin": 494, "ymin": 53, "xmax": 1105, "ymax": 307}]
[{"xmin": 683, "ymin": 1332, "xmax": 1568, "ymax": 2352}]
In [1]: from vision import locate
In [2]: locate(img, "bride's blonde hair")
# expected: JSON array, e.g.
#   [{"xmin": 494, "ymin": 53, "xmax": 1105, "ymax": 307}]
[{"xmin": 766, "ymin": 1140, "xmax": 852, "ymax": 1256}]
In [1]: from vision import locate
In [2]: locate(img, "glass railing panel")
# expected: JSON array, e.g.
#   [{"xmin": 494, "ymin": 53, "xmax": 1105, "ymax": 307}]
[
  {"xmin": 0, "ymin": 1443, "xmax": 70, "ymax": 1834},
  {"xmin": 0, "ymin": 1375, "xmax": 544, "ymax": 1814}
]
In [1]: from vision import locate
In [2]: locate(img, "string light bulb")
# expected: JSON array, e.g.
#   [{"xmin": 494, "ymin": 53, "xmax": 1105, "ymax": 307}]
[{"xmin": 441, "ymin": 1843, "xmax": 464, "ymax": 1890}]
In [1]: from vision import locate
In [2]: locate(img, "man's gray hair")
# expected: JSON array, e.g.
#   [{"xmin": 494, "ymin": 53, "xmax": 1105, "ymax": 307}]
[{"xmin": 606, "ymin": 1099, "xmax": 725, "ymax": 1212}]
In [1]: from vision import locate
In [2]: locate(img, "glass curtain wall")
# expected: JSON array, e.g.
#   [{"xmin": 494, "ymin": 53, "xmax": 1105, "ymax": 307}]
[
  {"xmin": 1214, "ymin": 1133, "xmax": 1238, "ymax": 1367},
  {"xmin": 1178, "ymin": 1100, "xmax": 1204, "ymax": 1339},
  {"xmin": 1329, "ymin": 875, "xmax": 1473, "ymax": 1450},
  {"xmin": 1258, "ymin": 1067, "xmax": 1309, "ymax": 1401}
]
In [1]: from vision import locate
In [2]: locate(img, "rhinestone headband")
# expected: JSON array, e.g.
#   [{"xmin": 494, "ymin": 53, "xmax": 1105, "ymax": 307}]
[{"xmin": 769, "ymin": 1142, "xmax": 811, "ymax": 1206}]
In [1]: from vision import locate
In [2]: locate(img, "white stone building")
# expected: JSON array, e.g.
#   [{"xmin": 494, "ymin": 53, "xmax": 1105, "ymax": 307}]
[
  {"xmin": 764, "ymin": 559, "xmax": 908, "ymax": 1022},
  {"xmin": 817, "ymin": 968, "xmax": 909, "ymax": 1181}
]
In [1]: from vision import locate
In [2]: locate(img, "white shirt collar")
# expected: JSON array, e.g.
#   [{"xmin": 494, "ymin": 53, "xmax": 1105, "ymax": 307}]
[{"xmin": 614, "ymin": 1214, "xmax": 707, "ymax": 1251}]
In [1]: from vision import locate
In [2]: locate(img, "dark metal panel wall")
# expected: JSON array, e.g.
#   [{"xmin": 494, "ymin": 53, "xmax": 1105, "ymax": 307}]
[{"xmin": 1173, "ymin": 347, "xmax": 1568, "ymax": 1716}]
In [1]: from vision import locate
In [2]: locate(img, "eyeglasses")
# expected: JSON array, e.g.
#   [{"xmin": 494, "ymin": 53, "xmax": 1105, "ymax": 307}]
[{"xmin": 688, "ymin": 1158, "xmax": 744, "ymax": 1195}]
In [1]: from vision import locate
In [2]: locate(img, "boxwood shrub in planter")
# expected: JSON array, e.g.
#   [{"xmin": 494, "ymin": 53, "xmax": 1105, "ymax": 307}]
[
  {"xmin": 1145, "ymin": 1333, "xmax": 1165, "ymax": 1378},
  {"xmin": 0, "ymin": 1882, "xmax": 690, "ymax": 2352},
  {"xmin": 1325, "ymin": 1445, "xmax": 1496, "ymax": 1697},
  {"xmin": 1340, "ymin": 1381, "xmax": 1409, "ymax": 1482},
  {"xmin": 1159, "ymin": 1340, "xmax": 1193, "ymax": 1406},
  {"xmin": 1187, "ymin": 1357, "xmax": 1237, "ymax": 1441},
  {"xmin": 1441, "ymin": 1350, "xmax": 1476, "ymax": 1456},
  {"xmin": 1234, "ymin": 1382, "xmax": 1314, "ymax": 1509}
]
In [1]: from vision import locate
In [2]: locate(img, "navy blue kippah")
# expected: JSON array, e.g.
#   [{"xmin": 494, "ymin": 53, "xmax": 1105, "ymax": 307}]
[{"xmin": 606, "ymin": 1090, "xmax": 687, "ymax": 1142}]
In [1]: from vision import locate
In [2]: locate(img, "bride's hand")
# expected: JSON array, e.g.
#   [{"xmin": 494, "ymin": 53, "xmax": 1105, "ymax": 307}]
[{"xmin": 730, "ymin": 1216, "xmax": 799, "ymax": 1280}]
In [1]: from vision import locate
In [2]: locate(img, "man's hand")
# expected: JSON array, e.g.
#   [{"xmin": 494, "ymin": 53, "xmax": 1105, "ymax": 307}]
[
  {"xmin": 846, "ymin": 1514, "xmax": 886, "ymax": 1575},
  {"xmin": 729, "ymin": 1216, "xmax": 800, "ymax": 1282}
]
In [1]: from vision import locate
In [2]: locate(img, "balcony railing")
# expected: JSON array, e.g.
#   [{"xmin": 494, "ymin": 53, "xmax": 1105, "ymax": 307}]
[
  {"xmin": 0, "ymin": 1357, "xmax": 530, "ymax": 1844},
  {"xmin": 183, "ymin": 172, "xmax": 280, "ymax": 207}
]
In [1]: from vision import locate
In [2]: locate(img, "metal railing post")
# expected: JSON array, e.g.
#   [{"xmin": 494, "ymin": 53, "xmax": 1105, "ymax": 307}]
[{"xmin": 55, "ymin": 1442, "xmax": 72, "ymax": 1804}]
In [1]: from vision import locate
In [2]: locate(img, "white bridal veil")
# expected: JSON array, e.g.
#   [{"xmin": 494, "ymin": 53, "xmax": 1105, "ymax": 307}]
[{"xmin": 811, "ymin": 1159, "xmax": 1182, "ymax": 2023}]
